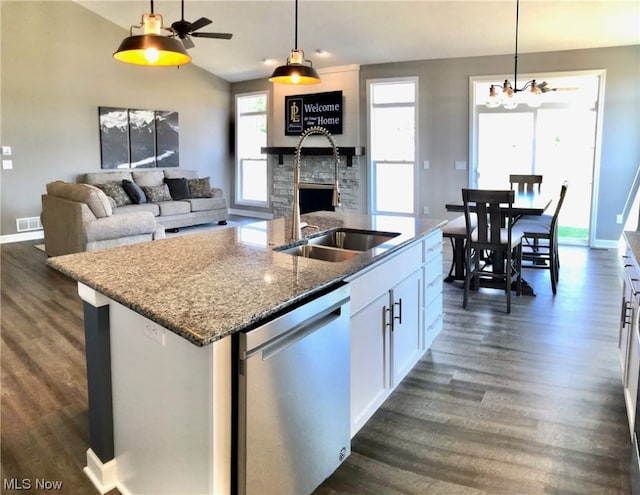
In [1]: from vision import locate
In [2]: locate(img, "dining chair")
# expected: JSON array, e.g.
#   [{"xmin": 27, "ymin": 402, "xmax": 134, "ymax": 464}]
[
  {"xmin": 515, "ymin": 181, "xmax": 569, "ymax": 294},
  {"xmin": 510, "ymin": 174, "xmax": 543, "ymax": 194},
  {"xmin": 462, "ymin": 189, "xmax": 523, "ymax": 313}
]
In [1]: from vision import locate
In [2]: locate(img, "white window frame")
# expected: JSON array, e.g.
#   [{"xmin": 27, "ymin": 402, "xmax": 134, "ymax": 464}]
[
  {"xmin": 367, "ymin": 77, "xmax": 419, "ymax": 216},
  {"xmin": 235, "ymin": 91, "xmax": 269, "ymax": 208},
  {"xmin": 469, "ymin": 69, "xmax": 606, "ymax": 247}
]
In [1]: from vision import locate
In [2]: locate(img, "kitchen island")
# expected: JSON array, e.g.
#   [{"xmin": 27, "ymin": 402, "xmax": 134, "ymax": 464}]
[{"xmin": 48, "ymin": 211, "xmax": 446, "ymax": 495}]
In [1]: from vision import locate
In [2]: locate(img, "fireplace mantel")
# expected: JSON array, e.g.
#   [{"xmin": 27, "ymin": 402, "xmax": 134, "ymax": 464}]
[{"xmin": 261, "ymin": 146, "xmax": 365, "ymax": 166}]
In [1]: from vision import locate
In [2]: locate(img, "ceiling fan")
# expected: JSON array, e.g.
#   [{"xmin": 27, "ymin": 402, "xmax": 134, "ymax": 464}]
[{"xmin": 170, "ymin": 0, "xmax": 233, "ymax": 50}]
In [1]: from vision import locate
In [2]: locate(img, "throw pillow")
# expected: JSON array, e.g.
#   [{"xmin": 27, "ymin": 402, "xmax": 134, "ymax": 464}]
[
  {"xmin": 188, "ymin": 177, "xmax": 213, "ymax": 198},
  {"xmin": 142, "ymin": 184, "xmax": 172, "ymax": 203},
  {"xmin": 164, "ymin": 177, "xmax": 191, "ymax": 200},
  {"xmin": 95, "ymin": 183, "xmax": 132, "ymax": 207},
  {"xmin": 122, "ymin": 179, "xmax": 147, "ymax": 204}
]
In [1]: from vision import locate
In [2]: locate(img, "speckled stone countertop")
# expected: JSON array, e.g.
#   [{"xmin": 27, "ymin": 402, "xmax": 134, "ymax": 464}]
[
  {"xmin": 47, "ymin": 212, "xmax": 446, "ymax": 347},
  {"xmin": 624, "ymin": 231, "xmax": 640, "ymax": 269}
]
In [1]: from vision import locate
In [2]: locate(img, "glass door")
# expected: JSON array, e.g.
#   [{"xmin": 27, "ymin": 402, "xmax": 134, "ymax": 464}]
[{"xmin": 472, "ymin": 71, "xmax": 603, "ymax": 245}]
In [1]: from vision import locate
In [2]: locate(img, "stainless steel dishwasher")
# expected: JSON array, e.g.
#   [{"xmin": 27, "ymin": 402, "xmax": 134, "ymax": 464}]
[{"xmin": 237, "ymin": 284, "xmax": 351, "ymax": 495}]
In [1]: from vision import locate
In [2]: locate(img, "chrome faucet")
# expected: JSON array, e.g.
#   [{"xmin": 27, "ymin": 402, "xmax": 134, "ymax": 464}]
[{"xmin": 292, "ymin": 126, "xmax": 340, "ymax": 241}]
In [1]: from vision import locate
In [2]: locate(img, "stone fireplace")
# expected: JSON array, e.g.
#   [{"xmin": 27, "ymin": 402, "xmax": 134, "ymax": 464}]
[{"xmin": 270, "ymin": 154, "xmax": 361, "ymax": 219}]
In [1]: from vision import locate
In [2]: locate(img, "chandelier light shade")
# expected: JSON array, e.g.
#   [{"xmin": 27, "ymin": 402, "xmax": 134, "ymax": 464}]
[
  {"xmin": 269, "ymin": 0, "xmax": 320, "ymax": 84},
  {"xmin": 486, "ymin": 0, "xmax": 544, "ymax": 109},
  {"xmin": 114, "ymin": 2, "xmax": 191, "ymax": 67}
]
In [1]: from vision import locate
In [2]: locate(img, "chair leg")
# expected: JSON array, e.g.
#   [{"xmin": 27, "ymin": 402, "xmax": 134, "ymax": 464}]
[{"xmin": 505, "ymin": 249, "xmax": 512, "ymax": 314}]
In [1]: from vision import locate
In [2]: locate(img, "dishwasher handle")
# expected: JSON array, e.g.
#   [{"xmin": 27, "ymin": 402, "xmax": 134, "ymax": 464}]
[{"xmin": 245, "ymin": 301, "xmax": 346, "ymax": 362}]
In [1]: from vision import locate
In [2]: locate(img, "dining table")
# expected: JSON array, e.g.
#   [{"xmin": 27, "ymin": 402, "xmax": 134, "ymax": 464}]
[{"xmin": 444, "ymin": 191, "xmax": 553, "ymax": 296}]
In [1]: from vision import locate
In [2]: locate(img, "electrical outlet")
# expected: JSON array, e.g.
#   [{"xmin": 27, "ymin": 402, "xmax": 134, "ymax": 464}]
[
  {"xmin": 423, "ymin": 206, "xmax": 429, "ymax": 215},
  {"xmin": 143, "ymin": 321, "xmax": 165, "ymax": 346},
  {"xmin": 617, "ymin": 214, "xmax": 624, "ymax": 224},
  {"xmin": 2, "ymin": 146, "xmax": 11, "ymax": 156},
  {"xmin": 454, "ymin": 160, "xmax": 467, "ymax": 170},
  {"xmin": 2, "ymin": 160, "xmax": 13, "ymax": 170},
  {"xmin": 423, "ymin": 160, "xmax": 429, "ymax": 169}
]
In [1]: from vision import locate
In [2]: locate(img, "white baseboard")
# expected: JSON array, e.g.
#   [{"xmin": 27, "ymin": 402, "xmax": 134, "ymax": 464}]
[
  {"xmin": 0, "ymin": 230, "xmax": 44, "ymax": 244},
  {"xmin": 229, "ymin": 208, "xmax": 273, "ymax": 220},
  {"xmin": 84, "ymin": 448, "xmax": 117, "ymax": 495}
]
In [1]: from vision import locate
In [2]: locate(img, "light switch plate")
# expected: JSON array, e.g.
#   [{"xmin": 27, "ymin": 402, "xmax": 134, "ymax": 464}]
[
  {"xmin": 2, "ymin": 146, "xmax": 11, "ymax": 156},
  {"xmin": 2, "ymin": 159, "xmax": 13, "ymax": 170}
]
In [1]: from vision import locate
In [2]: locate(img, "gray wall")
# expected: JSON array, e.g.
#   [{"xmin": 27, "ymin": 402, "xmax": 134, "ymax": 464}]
[
  {"xmin": 358, "ymin": 45, "xmax": 640, "ymax": 245},
  {"xmin": 0, "ymin": 1, "xmax": 232, "ymax": 237},
  {"xmin": 230, "ymin": 45, "xmax": 639, "ymax": 244}
]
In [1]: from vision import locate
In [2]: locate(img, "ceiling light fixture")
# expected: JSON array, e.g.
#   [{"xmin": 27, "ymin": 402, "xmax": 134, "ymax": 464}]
[
  {"xmin": 269, "ymin": 0, "xmax": 320, "ymax": 84},
  {"xmin": 486, "ymin": 0, "xmax": 550, "ymax": 109},
  {"xmin": 114, "ymin": 0, "xmax": 191, "ymax": 67}
]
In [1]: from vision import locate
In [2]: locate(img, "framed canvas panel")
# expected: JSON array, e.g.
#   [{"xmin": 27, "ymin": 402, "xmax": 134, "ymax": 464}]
[
  {"xmin": 129, "ymin": 109, "xmax": 157, "ymax": 168},
  {"xmin": 155, "ymin": 110, "xmax": 179, "ymax": 168},
  {"xmin": 99, "ymin": 107, "xmax": 129, "ymax": 169}
]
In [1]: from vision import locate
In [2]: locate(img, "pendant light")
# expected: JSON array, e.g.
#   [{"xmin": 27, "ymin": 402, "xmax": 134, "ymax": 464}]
[
  {"xmin": 114, "ymin": 0, "xmax": 191, "ymax": 67},
  {"xmin": 269, "ymin": 0, "xmax": 320, "ymax": 84},
  {"xmin": 486, "ymin": 0, "xmax": 543, "ymax": 109}
]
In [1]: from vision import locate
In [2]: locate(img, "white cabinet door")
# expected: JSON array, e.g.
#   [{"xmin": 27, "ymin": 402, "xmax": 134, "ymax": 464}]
[
  {"xmin": 350, "ymin": 292, "xmax": 391, "ymax": 437},
  {"xmin": 390, "ymin": 269, "xmax": 423, "ymax": 386}
]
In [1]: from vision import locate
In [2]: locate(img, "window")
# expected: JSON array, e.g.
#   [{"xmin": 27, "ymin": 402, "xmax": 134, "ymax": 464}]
[
  {"xmin": 368, "ymin": 79, "xmax": 417, "ymax": 215},
  {"xmin": 236, "ymin": 93, "xmax": 268, "ymax": 206}
]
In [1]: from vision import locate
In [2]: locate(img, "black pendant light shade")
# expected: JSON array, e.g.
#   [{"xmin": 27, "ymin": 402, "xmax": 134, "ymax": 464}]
[
  {"xmin": 269, "ymin": 0, "xmax": 320, "ymax": 84},
  {"xmin": 269, "ymin": 49, "xmax": 320, "ymax": 84},
  {"xmin": 114, "ymin": 33, "xmax": 191, "ymax": 66}
]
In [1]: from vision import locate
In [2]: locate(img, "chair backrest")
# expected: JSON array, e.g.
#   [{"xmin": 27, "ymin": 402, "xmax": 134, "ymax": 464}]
[
  {"xmin": 462, "ymin": 189, "xmax": 516, "ymax": 249},
  {"xmin": 549, "ymin": 181, "xmax": 569, "ymax": 231},
  {"xmin": 510, "ymin": 174, "xmax": 543, "ymax": 194}
]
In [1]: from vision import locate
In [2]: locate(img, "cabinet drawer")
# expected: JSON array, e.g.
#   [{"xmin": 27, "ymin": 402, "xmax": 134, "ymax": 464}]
[
  {"xmin": 349, "ymin": 242, "xmax": 423, "ymax": 316},
  {"xmin": 423, "ymin": 231, "xmax": 442, "ymax": 263},
  {"xmin": 424, "ymin": 255, "xmax": 443, "ymax": 307},
  {"xmin": 424, "ymin": 293, "xmax": 444, "ymax": 349}
]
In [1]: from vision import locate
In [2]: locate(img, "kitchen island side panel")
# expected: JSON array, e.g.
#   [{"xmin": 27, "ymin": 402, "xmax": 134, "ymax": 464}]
[{"xmin": 109, "ymin": 301, "xmax": 231, "ymax": 495}]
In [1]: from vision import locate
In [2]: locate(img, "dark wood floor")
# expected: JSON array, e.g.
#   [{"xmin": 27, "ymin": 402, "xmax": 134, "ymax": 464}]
[{"xmin": 1, "ymin": 236, "xmax": 631, "ymax": 495}]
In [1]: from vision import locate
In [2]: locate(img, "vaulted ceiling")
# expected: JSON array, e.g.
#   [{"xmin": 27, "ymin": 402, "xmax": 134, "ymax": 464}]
[{"xmin": 75, "ymin": 1, "xmax": 640, "ymax": 82}]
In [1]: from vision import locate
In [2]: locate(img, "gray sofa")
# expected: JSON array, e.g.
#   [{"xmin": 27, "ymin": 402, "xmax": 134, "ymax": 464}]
[
  {"xmin": 41, "ymin": 168, "xmax": 228, "ymax": 257},
  {"xmin": 82, "ymin": 168, "xmax": 228, "ymax": 230}
]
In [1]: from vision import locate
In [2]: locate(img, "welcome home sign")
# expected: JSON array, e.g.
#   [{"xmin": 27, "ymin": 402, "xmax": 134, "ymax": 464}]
[{"xmin": 285, "ymin": 90, "xmax": 343, "ymax": 136}]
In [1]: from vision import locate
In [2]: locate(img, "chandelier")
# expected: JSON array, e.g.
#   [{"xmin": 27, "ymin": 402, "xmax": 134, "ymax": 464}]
[{"xmin": 486, "ymin": 0, "xmax": 549, "ymax": 109}]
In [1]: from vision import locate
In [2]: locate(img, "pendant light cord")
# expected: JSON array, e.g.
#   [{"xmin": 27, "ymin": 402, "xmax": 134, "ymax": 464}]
[
  {"xmin": 513, "ymin": 0, "xmax": 519, "ymax": 90},
  {"xmin": 294, "ymin": 0, "xmax": 299, "ymax": 50},
  {"xmin": 150, "ymin": 0, "xmax": 154, "ymax": 14}
]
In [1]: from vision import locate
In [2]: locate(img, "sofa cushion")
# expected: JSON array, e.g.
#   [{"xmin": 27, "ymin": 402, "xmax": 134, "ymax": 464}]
[
  {"xmin": 164, "ymin": 169, "xmax": 198, "ymax": 180},
  {"xmin": 133, "ymin": 170, "xmax": 164, "ymax": 187},
  {"xmin": 188, "ymin": 177, "xmax": 214, "ymax": 198},
  {"xmin": 141, "ymin": 184, "xmax": 172, "ymax": 202},
  {"xmin": 157, "ymin": 200, "xmax": 191, "ymax": 216},
  {"xmin": 96, "ymin": 183, "xmax": 132, "ymax": 207},
  {"xmin": 164, "ymin": 177, "xmax": 191, "ymax": 200},
  {"xmin": 83, "ymin": 171, "xmax": 133, "ymax": 186},
  {"xmin": 46, "ymin": 181, "xmax": 112, "ymax": 218},
  {"xmin": 114, "ymin": 203, "xmax": 160, "ymax": 216},
  {"xmin": 187, "ymin": 197, "xmax": 227, "ymax": 212},
  {"xmin": 122, "ymin": 179, "xmax": 147, "ymax": 204}
]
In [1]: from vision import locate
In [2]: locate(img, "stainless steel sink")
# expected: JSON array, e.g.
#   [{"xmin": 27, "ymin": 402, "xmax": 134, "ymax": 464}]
[
  {"xmin": 274, "ymin": 228, "xmax": 401, "ymax": 262},
  {"xmin": 307, "ymin": 229, "xmax": 400, "ymax": 251},
  {"xmin": 277, "ymin": 244, "xmax": 362, "ymax": 262}
]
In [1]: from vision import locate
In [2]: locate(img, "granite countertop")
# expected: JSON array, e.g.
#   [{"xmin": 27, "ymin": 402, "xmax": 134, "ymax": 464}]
[
  {"xmin": 624, "ymin": 231, "xmax": 640, "ymax": 257},
  {"xmin": 48, "ymin": 211, "xmax": 446, "ymax": 346}
]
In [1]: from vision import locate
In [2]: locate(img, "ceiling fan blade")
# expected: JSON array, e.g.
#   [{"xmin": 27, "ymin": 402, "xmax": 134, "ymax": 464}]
[
  {"xmin": 189, "ymin": 17, "xmax": 213, "ymax": 32},
  {"xmin": 191, "ymin": 32, "xmax": 233, "ymax": 40},
  {"xmin": 182, "ymin": 35, "xmax": 195, "ymax": 50}
]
